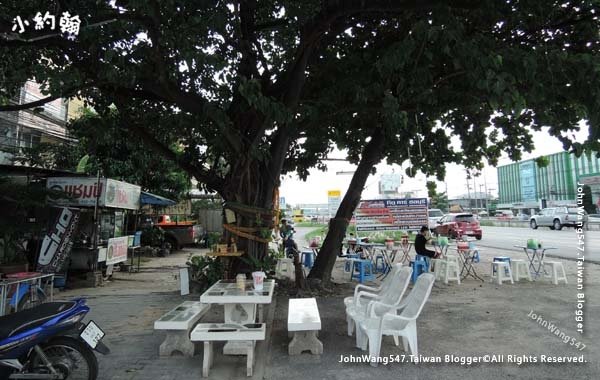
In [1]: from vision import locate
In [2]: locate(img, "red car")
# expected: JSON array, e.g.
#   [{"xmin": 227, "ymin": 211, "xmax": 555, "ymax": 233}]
[{"xmin": 433, "ymin": 213, "xmax": 482, "ymax": 240}]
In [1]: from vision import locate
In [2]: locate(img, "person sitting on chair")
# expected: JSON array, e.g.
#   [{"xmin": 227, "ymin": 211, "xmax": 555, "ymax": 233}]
[{"xmin": 414, "ymin": 226, "xmax": 441, "ymax": 258}]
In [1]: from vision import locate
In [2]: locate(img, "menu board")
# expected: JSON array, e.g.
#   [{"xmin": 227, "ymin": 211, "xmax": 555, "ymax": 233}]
[{"xmin": 355, "ymin": 198, "xmax": 428, "ymax": 232}]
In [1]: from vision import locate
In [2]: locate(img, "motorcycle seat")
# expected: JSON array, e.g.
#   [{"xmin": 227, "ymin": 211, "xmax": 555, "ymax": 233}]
[{"xmin": 0, "ymin": 301, "xmax": 77, "ymax": 340}]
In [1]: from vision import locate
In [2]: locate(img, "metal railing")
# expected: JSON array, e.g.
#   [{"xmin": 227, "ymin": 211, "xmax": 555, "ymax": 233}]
[{"xmin": 0, "ymin": 273, "xmax": 55, "ymax": 316}]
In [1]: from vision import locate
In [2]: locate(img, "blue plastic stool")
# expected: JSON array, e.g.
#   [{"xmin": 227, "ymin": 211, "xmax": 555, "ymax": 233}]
[
  {"xmin": 344, "ymin": 254, "xmax": 360, "ymax": 272},
  {"xmin": 410, "ymin": 255, "xmax": 430, "ymax": 283},
  {"xmin": 374, "ymin": 255, "xmax": 387, "ymax": 273},
  {"xmin": 493, "ymin": 256, "xmax": 511, "ymax": 275},
  {"xmin": 469, "ymin": 242, "xmax": 480, "ymax": 263},
  {"xmin": 351, "ymin": 259, "xmax": 375, "ymax": 283},
  {"xmin": 301, "ymin": 251, "xmax": 315, "ymax": 269}
]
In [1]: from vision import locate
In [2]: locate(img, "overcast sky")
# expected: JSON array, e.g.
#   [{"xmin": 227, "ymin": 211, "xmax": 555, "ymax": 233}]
[{"xmin": 279, "ymin": 126, "xmax": 590, "ymax": 207}]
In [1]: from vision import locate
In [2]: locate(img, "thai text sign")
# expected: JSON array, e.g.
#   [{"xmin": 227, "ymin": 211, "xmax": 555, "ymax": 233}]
[
  {"xmin": 37, "ymin": 207, "xmax": 80, "ymax": 273},
  {"xmin": 47, "ymin": 177, "xmax": 140, "ymax": 210},
  {"xmin": 106, "ymin": 236, "xmax": 129, "ymax": 265},
  {"xmin": 355, "ymin": 198, "xmax": 428, "ymax": 231}
]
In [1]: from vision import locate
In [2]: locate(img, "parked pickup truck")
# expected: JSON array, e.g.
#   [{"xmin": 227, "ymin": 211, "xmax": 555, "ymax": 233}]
[
  {"xmin": 153, "ymin": 215, "xmax": 204, "ymax": 250},
  {"xmin": 529, "ymin": 207, "xmax": 588, "ymax": 230}
]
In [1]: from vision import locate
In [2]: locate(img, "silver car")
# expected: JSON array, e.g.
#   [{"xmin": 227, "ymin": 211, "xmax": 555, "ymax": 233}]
[{"xmin": 529, "ymin": 207, "xmax": 588, "ymax": 230}]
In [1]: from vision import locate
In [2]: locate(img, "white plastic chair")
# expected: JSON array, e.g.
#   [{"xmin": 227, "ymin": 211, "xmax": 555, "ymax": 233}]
[
  {"xmin": 345, "ymin": 266, "xmax": 412, "ymax": 340},
  {"xmin": 357, "ymin": 273, "xmax": 435, "ymax": 366},
  {"xmin": 343, "ymin": 263, "xmax": 403, "ymax": 309}
]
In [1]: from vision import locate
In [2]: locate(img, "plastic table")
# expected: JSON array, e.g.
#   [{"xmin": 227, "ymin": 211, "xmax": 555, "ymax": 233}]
[{"xmin": 455, "ymin": 247, "xmax": 484, "ymax": 281}]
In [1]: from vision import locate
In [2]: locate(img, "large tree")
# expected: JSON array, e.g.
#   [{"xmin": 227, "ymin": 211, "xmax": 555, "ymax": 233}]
[{"xmin": 1, "ymin": 1, "xmax": 599, "ymax": 282}]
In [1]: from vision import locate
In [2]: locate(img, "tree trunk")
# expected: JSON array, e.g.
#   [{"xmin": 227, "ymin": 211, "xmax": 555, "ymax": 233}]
[{"xmin": 308, "ymin": 128, "xmax": 386, "ymax": 283}]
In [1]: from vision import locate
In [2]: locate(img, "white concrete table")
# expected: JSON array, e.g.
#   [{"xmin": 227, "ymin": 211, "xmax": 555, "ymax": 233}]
[
  {"xmin": 287, "ymin": 298, "xmax": 323, "ymax": 355},
  {"xmin": 200, "ymin": 279, "xmax": 275, "ymax": 354}
]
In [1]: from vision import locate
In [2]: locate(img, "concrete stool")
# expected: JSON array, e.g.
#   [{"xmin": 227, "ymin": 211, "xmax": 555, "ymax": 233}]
[
  {"xmin": 511, "ymin": 259, "xmax": 532, "ymax": 282},
  {"xmin": 490, "ymin": 262, "xmax": 513, "ymax": 285},
  {"xmin": 276, "ymin": 258, "xmax": 294, "ymax": 280},
  {"xmin": 543, "ymin": 261, "xmax": 568, "ymax": 285}
]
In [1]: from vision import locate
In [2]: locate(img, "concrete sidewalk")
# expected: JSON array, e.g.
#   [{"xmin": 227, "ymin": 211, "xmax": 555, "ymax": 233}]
[{"xmin": 55, "ymin": 247, "xmax": 599, "ymax": 380}]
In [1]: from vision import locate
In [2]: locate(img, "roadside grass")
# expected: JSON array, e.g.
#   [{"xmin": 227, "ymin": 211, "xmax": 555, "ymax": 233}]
[
  {"xmin": 295, "ymin": 222, "xmax": 328, "ymax": 228},
  {"xmin": 303, "ymin": 224, "xmax": 417, "ymax": 244}
]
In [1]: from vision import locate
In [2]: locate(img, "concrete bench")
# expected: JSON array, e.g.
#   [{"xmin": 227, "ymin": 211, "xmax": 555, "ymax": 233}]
[
  {"xmin": 154, "ymin": 301, "xmax": 210, "ymax": 357},
  {"xmin": 190, "ymin": 323, "xmax": 266, "ymax": 377},
  {"xmin": 287, "ymin": 298, "xmax": 323, "ymax": 355}
]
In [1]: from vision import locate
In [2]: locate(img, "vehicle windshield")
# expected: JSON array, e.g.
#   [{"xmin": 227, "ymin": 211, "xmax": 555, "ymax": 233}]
[
  {"xmin": 429, "ymin": 210, "xmax": 443, "ymax": 217},
  {"xmin": 455, "ymin": 214, "xmax": 475, "ymax": 223}
]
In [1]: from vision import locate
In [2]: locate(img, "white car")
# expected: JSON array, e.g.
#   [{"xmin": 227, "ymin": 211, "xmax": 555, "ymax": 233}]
[{"xmin": 428, "ymin": 209, "xmax": 444, "ymax": 229}]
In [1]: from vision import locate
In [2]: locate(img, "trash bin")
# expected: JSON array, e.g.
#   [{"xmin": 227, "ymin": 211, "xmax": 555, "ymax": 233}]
[{"xmin": 302, "ymin": 251, "xmax": 315, "ymax": 269}]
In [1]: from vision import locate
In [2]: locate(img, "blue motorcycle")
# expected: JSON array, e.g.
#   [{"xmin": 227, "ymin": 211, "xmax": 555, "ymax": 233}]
[{"xmin": 0, "ymin": 298, "xmax": 109, "ymax": 379}]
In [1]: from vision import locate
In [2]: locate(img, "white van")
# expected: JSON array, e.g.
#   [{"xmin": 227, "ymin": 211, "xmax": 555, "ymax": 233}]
[{"xmin": 428, "ymin": 208, "xmax": 444, "ymax": 229}]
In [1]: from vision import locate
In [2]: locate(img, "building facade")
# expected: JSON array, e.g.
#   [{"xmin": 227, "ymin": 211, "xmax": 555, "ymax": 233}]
[
  {"xmin": 0, "ymin": 81, "xmax": 77, "ymax": 165},
  {"xmin": 497, "ymin": 151, "xmax": 600, "ymax": 211}
]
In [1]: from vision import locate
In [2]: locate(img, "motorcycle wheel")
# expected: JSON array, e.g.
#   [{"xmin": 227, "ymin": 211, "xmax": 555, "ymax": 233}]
[{"xmin": 29, "ymin": 337, "xmax": 98, "ymax": 380}]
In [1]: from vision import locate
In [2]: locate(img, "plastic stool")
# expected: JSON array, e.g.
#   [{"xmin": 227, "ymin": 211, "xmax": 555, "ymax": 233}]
[
  {"xmin": 276, "ymin": 258, "xmax": 294, "ymax": 280},
  {"xmin": 493, "ymin": 256, "xmax": 511, "ymax": 276},
  {"xmin": 374, "ymin": 255, "xmax": 387, "ymax": 273},
  {"xmin": 439, "ymin": 259, "xmax": 461, "ymax": 284},
  {"xmin": 344, "ymin": 254, "xmax": 360, "ymax": 272},
  {"xmin": 511, "ymin": 259, "xmax": 532, "ymax": 282},
  {"xmin": 410, "ymin": 256, "xmax": 430, "ymax": 283},
  {"xmin": 301, "ymin": 251, "xmax": 315, "ymax": 269},
  {"xmin": 543, "ymin": 261, "xmax": 568, "ymax": 285},
  {"xmin": 351, "ymin": 259, "xmax": 375, "ymax": 283},
  {"xmin": 491, "ymin": 262, "xmax": 513, "ymax": 285},
  {"xmin": 468, "ymin": 242, "xmax": 481, "ymax": 263}
]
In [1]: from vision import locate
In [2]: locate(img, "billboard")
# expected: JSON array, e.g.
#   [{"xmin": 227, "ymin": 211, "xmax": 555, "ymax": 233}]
[
  {"xmin": 37, "ymin": 207, "xmax": 80, "ymax": 273},
  {"xmin": 327, "ymin": 190, "xmax": 341, "ymax": 216},
  {"xmin": 519, "ymin": 161, "xmax": 537, "ymax": 201},
  {"xmin": 47, "ymin": 177, "xmax": 141, "ymax": 210},
  {"xmin": 355, "ymin": 198, "xmax": 428, "ymax": 231}
]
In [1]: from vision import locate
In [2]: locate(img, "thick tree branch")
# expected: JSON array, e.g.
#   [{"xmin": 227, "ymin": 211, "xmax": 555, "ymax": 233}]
[
  {"xmin": 0, "ymin": 84, "xmax": 93, "ymax": 112},
  {"xmin": 117, "ymin": 109, "xmax": 224, "ymax": 192}
]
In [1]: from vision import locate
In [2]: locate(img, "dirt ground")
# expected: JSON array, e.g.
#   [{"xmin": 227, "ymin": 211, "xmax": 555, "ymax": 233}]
[{"xmin": 55, "ymin": 245, "xmax": 598, "ymax": 380}]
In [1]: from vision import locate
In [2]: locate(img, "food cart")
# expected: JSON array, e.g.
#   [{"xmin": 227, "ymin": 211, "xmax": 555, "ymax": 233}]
[{"xmin": 44, "ymin": 177, "xmax": 141, "ymax": 286}]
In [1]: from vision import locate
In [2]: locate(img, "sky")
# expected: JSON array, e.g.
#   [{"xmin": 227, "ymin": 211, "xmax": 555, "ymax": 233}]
[{"xmin": 279, "ymin": 126, "xmax": 591, "ymax": 207}]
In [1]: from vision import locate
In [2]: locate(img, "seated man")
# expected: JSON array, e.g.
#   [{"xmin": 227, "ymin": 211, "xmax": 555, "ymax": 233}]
[{"xmin": 414, "ymin": 226, "xmax": 441, "ymax": 258}]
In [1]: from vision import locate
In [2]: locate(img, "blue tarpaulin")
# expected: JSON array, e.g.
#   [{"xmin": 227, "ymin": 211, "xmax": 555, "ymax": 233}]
[{"xmin": 140, "ymin": 191, "xmax": 176, "ymax": 206}]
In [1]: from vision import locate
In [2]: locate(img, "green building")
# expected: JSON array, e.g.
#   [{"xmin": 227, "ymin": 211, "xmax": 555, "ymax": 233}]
[{"xmin": 497, "ymin": 151, "xmax": 600, "ymax": 212}]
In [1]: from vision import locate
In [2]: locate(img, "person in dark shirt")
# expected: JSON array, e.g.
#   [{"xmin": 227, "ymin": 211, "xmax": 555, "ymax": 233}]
[{"xmin": 414, "ymin": 226, "xmax": 440, "ymax": 258}]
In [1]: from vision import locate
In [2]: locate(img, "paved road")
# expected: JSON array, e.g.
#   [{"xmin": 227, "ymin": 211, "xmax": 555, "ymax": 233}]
[{"xmin": 479, "ymin": 226, "xmax": 599, "ymax": 263}]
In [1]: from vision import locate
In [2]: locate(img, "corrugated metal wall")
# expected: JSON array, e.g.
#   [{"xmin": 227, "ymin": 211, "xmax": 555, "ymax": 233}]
[{"xmin": 197, "ymin": 209, "xmax": 223, "ymax": 233}]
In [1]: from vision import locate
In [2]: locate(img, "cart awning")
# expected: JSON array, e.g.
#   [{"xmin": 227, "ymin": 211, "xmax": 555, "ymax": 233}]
[{"xmin": 140, "ymin": 191, "xmax": 176, "ymax": 206}]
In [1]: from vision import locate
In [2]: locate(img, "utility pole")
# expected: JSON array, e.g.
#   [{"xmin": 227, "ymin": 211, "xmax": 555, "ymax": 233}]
[{"xmin": 479, "ymin": 184, "xmax": 485, "ymax": 213}]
